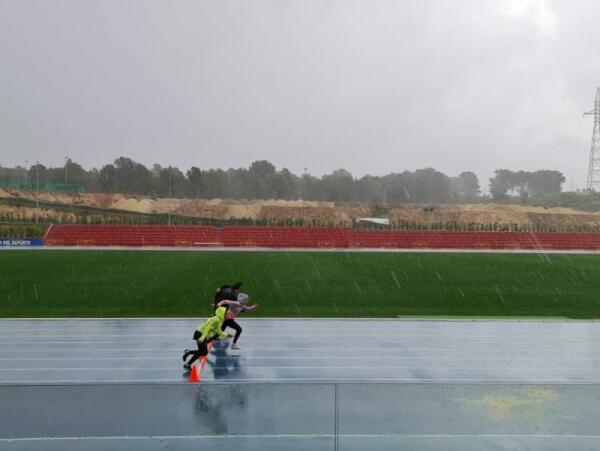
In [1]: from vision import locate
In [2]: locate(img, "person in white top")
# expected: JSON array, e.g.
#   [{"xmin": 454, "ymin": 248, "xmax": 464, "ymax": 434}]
[{"xmin": 217, "ymin": 292, "xmax": 259, "ymax": 349}]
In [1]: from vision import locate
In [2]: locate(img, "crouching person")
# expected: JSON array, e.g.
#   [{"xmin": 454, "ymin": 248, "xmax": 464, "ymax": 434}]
[{"xmin": 183, "ymin": 306, "xmax": 231, "ymax": 370}]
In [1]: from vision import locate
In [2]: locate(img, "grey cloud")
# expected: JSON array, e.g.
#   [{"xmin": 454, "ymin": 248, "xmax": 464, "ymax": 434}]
[{"xmin": 0, "ymin": 0, "xmax": 599, "ymax": 190}]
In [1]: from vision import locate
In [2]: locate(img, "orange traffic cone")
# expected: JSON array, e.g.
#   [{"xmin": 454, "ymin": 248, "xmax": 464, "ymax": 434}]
[{"xmin": 188, "ymin": 364, "xmax": 200, "ymax": 382}]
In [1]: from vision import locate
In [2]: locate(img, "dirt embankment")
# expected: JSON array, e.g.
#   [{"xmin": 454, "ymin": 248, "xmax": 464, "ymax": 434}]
[
  {"xmin": 388, "ymin": 204, "xmax": 600, "ymax": 229},
  {"xmin": 3, "ymin": 188, "xmax": 600, "ymax": 229}
]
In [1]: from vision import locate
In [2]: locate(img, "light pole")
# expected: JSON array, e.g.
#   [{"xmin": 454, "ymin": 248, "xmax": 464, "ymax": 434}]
[
  {"xmin": 168, "ymin": 170, "xmax": 172, "ymax": 226},
  {"xmin": 24, "ymin": 160, "xmax": 29, "ymax": 185},
  {"xmin": 35, "ymin": 161, "xmax": 39, "ymax": 224},
  {"xmin": 64, "ymin": 156, "xmax": 69, "ymax": 194}
]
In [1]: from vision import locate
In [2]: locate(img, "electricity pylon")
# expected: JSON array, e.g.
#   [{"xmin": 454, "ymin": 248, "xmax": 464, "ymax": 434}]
[{"xmin": 584, "ymin": 87, "xmax": 600, "ymax": 191}]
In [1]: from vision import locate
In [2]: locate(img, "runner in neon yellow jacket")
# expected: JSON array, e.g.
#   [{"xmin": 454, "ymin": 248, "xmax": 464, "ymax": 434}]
[
  {"xmin": 183, "ymin": 307, "xmax": 231, "ymax": 370},
  {"xmin": 197, "ymin": 307, "xmax": 229, "ymax": 342}
]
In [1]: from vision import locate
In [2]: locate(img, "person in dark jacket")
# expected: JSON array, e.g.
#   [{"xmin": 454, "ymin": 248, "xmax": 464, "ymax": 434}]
[{"xmin": 213, "ymin": 282, "xmax": 243, "ymax": 309}]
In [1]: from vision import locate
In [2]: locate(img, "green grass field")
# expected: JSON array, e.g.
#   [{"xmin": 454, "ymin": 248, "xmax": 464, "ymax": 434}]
[{"xmin": 2, "ymin": 249, "xmax": 600, "ymax": 318}]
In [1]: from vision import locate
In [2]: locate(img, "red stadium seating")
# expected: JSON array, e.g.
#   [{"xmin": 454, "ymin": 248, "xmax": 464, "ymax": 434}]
[
  {"xmin": 349, "ymin": 230, "xmax": 600, "ymax": 250},
  {"xmin": 44, "ymin": 224, "xmax": 220, "ymax": 247},
  {"xmin": 221, "ymin": 227, "xmax": 349, "ymax": 248},
  {"xmin": 43, "ymin": 224, "xmax": 600, "ymax": 250}
]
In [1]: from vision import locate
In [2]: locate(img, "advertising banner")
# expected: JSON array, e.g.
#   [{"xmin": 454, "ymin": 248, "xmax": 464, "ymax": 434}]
[{"xmin": 0, "ymin": 238, "xmax": 43, "ymax": 247}]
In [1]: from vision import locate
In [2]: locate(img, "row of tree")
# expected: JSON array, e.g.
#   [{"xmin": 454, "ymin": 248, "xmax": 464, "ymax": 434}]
[
  {"xmin": 489, "ymin": 170, "xmax": 565, "ymax": 201},
  {"xmin": 1, "ymin": 158, "xmax": 567, "ymax": 204}
]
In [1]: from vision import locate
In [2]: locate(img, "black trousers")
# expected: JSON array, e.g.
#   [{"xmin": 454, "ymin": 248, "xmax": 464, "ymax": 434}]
[
  {"xmin": 186, "ymin": 331, "xmax": 217, "ymax": 365},
  {"xmin": 221, "ymin": 319, "xmax": 242, "ymax": 344}
]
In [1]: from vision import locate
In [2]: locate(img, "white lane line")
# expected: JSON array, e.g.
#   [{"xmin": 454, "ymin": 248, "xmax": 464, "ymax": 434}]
[
  {"xmin": 3, "ymin": 356, "xmax": 600, "ymax": 361},
  {"xmin": 2, "ymin": 326, "xmax": 536, "ymax": 330},
  {"xmin": 2, "ymin": 340, "xmax": 597, "ymax": 348},
  {"xmin": 0, "ymin": 351, "xmax": 595, "ymax": 358},
  {"xmin": 3, "ymin": 324, "xmax": 596, "ymax": 329},
  {"xmin": 4, "ymin": 334, "xmax": 593, "ymax": 340},
  {"xmin": 0, "ymin": 349, "xmax": 185, "ymax": 353},
  {"xmin": 0, "ymin": 330, "xmax": 553, "ymax": 334},
  {"xmin": 2, "ymin": 322, "xmax": 596, "ymax": 328},
  {"xmin": 2, "ymin": 433, "xmax": 600, "ymax": 442},
  {"xmin": 0, "ymin": 344, "xmax": 592, "ymax": 351},
  {"xmin": 0, "ymin": 334, "xmax": 594, "ymax": 340},
  {"xmin": 3, "ymin": 317, "xmax": 597, "ymax": 322},
  {"xmin": 0, "ymin": 357, "xmax": 188, "ymax": 361},
  {"xmin": 2, "ymin": 434, "xmax": 330, "ymax": 443},
  {"xmin": 1, "ymin": 322, "xmax": 594, "ymax": 326},
  {"xmin": 0, "ymin": 334, "xmax": 595, "ymax": 344},
  {"xmin": 1, "ymin": 366, "xmax": 600, "ymax": 371},
  {"xmin": 1, "ymin": 330, "xmax": 582, "ymax": 336},
  {"xmin": 1, "ymin": 377, "xmax": 597, "ymax": 384},
  {"xmin": 1, "ymin": 362, "xmax": 598, "ymax": 370},
  {"xmin": 4, "ymin": 343, "xmax": 595, "ymax": 350}
]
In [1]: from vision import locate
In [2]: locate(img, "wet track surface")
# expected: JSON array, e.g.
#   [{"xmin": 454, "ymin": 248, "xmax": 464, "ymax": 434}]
[
  {"xmin": 2, "ymin": 318, "xmax": 600, "ymax": 383},
  {"xmin": 3, "ymin": 319, "xmax": 600, "ymax": 450}
]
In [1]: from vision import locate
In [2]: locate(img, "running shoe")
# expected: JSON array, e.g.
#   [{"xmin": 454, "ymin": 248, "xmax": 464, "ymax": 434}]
[
  {"xmin": 231, "ymin": 343, "xmax": 241, "ymax": 350},
  {"xmin": 182, "ymin": 350, "xmax": 189, "ymax": 362}
]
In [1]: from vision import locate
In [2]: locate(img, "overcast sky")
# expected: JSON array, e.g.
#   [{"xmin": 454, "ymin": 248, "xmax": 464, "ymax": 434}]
[{"xmin": 1, "ymin": 0, "xmax": 599, "ymax": 190}]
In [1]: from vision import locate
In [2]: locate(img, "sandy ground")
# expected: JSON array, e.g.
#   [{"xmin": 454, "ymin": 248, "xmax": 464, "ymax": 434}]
[{"xmin": 3, "ymin": 187, "xmax": 600, "ymax": 229}]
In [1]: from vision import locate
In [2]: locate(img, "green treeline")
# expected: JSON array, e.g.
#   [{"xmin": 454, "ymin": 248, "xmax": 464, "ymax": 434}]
[
  {"xmin": 2, "ymin": 159, "xmax": 482, "ymax": 202},
  {"xmin": 2, "ymin": 158, "xmax": 576, "ymax": 205},
  {"xmin": 489, "ymin": 169, "xmax": 565, "ymax": 202}
]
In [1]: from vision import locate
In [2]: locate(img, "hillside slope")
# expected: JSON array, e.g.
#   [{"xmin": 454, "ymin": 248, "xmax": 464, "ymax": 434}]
[{"xmin": 2, "ymin": 188, "xmax": 600, "ymax": 230}]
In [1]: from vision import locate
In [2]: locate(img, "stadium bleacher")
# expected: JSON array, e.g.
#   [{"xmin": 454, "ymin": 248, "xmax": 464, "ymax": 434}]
[
  {"xmin": 44, "ymin": 225, "xmax": 220, "ymax": 247},
  {"xmin": 43, "ymin": 224, "xmax": 600, "ymax": 250},
  {"xmin": 221, "ymin": 227, "xmax": 349, "ymax": 248}
]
